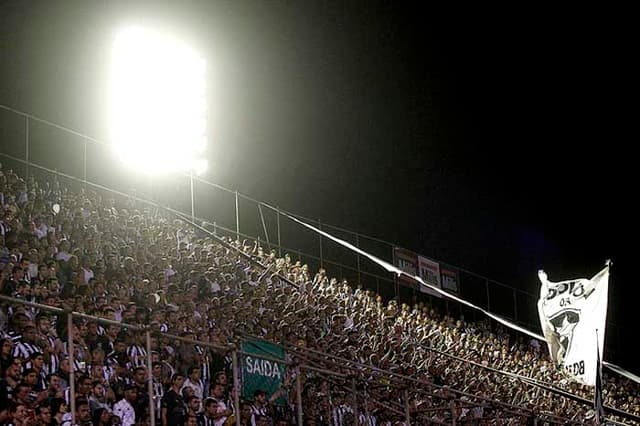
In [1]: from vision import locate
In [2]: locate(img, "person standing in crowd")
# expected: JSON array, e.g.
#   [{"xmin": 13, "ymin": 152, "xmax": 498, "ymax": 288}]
[
  {"xmin": 250, "ymin": 389, "xmax": 270, "ymax": 426},
  {"xmin": 34, "ymin": 403, "xmax": 53, "ymax": 426},
  {"xmin": 60, "ymin": 397, "xmax": 92, "ymax": 426},
  {"xmin": 113, "ymin": 384, "xmax": 137, "ymax": 426},
  {"xmin": 12, "ymin": 322, "xmax": 42, "ymax": 361},
  {"xmin": 161, "ymin": 373, "xmax": 186, "ymax": 426},
  {"xmin": 88, "ymin": 380, "xmax": 110, "ymax": 414},
  {"xmin": 91, "ymin": 407, "xmax": 114, "ymax": 426},
  {"xmin": 238, "ymin": 401, "xmax": 253, "ymax": 426},
  {"xmin": 49, "ymin": 397, "xmax": 68, "ymax": 425},
  {"xmin": 186, "ymin": 395, "xmax": 202, "ymax": 419},
  {"xmin": 197, "ymin": 397, "xmax": 219, "ymax": 426},
  {"xmin": 0, "ymin": 337, "xmax": 13, "ymax": 372},
  {"xmin": 151, "ymin": 361, "xmax": 165, "ymax": 423},
  {"xmin": 27, "ymin": 351, "xmax": 47, "ymax": 391},
  {"xmin": 1, "ymin": 356, "xmax": 22, "ymax": 402},
  {"xmin": 6, "ymin": 401, "xmax": 33, "ymax": 426},
  {"xmin": 182, "ymin": 365, "xmax": 204, "ymax": 402},
  {"xmin": 131, "ymin": 366, "xmax": 149, "ymax": 422},
  {"xmin": 209, "ymin": 383, "xmax": 233, "ymax": 426}
]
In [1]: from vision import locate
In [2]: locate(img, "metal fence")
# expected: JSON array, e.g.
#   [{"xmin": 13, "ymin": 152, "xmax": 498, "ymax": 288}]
[
  {"xmin": 0, "ymin": 103, "xmax": 621, "ymax": 360},
  {"xmin": 0, "ymin": 293, "xmax": 601, "ymax": 425}
]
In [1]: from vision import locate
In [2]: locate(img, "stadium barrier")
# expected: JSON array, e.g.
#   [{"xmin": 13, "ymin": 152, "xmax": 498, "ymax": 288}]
[
  {"xmin": 1, "ymin": 103, "xmax": 621, "ymax": 357},
  {"xmin": 0, "ymin": 293, "xmax": 594, "ymax": 425}
]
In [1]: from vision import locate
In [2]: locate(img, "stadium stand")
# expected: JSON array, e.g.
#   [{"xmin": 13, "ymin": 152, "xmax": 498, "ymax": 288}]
[{"xmin": 1, "ymin": 161, "xmax": 640, "ymax": 425}]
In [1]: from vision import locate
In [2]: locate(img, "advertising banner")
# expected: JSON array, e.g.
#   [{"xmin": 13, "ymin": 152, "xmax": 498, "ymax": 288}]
[
  {"xmin": 440, "ymin": 265, "xmax": 459, "ymax": 294},
  {"xmin": 417, "ymin": 256, "xmax": 442, "ymax": 297},
  {"xmin": 241, "ymin": 339, "xmax": 287, "ymax": 405},
  {"xmin": 394, "ymin": 248, "xmax": 418, "ymax": 288}
]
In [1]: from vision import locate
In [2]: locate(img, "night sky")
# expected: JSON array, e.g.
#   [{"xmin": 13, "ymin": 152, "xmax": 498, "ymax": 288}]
[{"xmin": 1, "ymin": 3, "xmax": 636, "ymax": 368}]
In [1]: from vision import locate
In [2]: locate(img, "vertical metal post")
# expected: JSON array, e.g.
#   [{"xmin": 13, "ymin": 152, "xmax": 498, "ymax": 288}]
[
  {"xmin": 404, "ymin": 389, "xmax": 411, "ymax": 426},
  {"xmin": 232, "ymin": 350, "xmax": 241, "ymax": 426},
  {"xmin": 486, "ymin": 279, "xmax": 491, "ymax": 312},
  {"xmin": 258, "ymin": 203, "xmax": 270, "ymax": 246},
  {"xmin": 83, "ymin": 141, "xmax": 87, "ymax": 187},
  {"xmin": 190, "ymin": 172, "xmax": 195, "ymax": 223},
  {"xmin": 355, "ymin": 234, "xmax": 361, "ymax": 285},
  {"xmin": 392, "ymin": 246, "xmax": 399, "ymax": 299},
  {"xmin": 146, "ymin": 331, "xmax": 155, "ymax": 426},
  {"xmin": 235, "ymin": 191, "xmax": 240, "ymax": 242},
  {"xmin": 276, "ymin": 207, "xmax": 281, "ymax": 256},
  {"xmin": 68, "ymin": 313, "xmax": 76, "ymax": 426},
  {"xmin": 295, "ymin": 368, "xmax": 303, "ymax": 426},
  {"xmin": 213, "ymin": 221, "xmax": 217, "ymax": 236},
  {"xmin": 25, "ymin": 117, "xmax": 29, "ymax": 179},
  {"xmin": 352, "ymin": 378, "xmax": 359, "ymax": 426},
  {"xmin": 318, "ymin": 219, "xmax": 323, "ymax": 268}
]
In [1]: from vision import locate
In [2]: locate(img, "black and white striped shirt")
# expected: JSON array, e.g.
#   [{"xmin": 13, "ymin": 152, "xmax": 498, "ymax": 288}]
[
  {"xmin": 12, "ymin": 339, "xmax": 42, "ymax": 360},
  {"xmin": 126, "ymin": 343, "xmax": 147, "ymax": 368}
]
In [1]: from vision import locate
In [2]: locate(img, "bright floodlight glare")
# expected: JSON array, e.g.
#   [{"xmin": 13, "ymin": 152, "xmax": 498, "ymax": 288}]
[{"xmin": 108, "ymin": 27, "xmax": 207, "ymax": 175}]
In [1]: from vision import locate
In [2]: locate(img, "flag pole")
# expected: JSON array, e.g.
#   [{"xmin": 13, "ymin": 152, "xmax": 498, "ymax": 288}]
[{"xmin": 595, "ymin": 328, "xmax": 605, "ymax": 425}]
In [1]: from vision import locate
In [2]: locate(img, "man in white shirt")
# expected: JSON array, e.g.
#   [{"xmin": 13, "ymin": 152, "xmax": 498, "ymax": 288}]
[
  {"xmin": 181, "ymin": 365, "xmax": 204, "ymax": 401},
  {"xmin": 113, "ymin": 383, "xmax": 138, "ymax": 426}
]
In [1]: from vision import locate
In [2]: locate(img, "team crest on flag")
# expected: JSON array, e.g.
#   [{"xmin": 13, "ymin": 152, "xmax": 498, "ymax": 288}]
[{"xmin": 537, "ymin": 264, "xmax": 609, "ymax": 386}]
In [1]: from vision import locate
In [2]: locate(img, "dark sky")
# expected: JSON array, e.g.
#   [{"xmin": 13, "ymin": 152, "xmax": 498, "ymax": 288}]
[{"xmin": 1, "ymin": 3, "xmax": 636, "ymax": 367}]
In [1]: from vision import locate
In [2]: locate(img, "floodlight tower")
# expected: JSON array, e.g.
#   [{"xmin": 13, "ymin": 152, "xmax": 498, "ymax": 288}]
[{"xmin": 108, "ymin": 27, "xmax": 207, "ymax": 221}]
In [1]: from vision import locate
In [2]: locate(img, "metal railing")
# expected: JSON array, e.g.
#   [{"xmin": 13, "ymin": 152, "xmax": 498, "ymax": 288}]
[
  {"xmin": 0, "ymin": 103, "xmax": 622, "ymax": 359},
  {"xmin": 0, "ymin": 294, "xmax": 608, "ymax": 425}
]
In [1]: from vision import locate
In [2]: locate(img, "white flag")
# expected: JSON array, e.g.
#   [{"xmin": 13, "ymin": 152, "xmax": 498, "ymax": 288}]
[{"xmin": 537, "ymin": 265, "xmax": 609, "ymax": 386}]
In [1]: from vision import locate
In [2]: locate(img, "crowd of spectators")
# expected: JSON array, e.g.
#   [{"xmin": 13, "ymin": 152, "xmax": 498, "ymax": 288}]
[{"xmin": 1, "ymin": 163, "xmax": 639, "ymax": 425}]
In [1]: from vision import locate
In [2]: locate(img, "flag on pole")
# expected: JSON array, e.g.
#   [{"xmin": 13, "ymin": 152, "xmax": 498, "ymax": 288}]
[
  {"xmin": 595, "ymin": 329, "xmax": 605, "ymax": 424},
  {"xmin": 537, "ymin": 264, "xmax": 609, "ymax": 385}
]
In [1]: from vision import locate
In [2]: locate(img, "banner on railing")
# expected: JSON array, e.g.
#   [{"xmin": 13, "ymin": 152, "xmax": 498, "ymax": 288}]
[
  {"xmin": 241, "ymin": 339, "xmax": 288, "ymax": 405},
  {"xmin": 394, "ymin": 248, "xmax": 417, "ymax": 282},
  {"xmin": 440, "ymin": 264, "xmax": 460, "ymax": 294},
  {"xmin": 417, "ymin": 256, "xmax": 442, "ymax": 298}
]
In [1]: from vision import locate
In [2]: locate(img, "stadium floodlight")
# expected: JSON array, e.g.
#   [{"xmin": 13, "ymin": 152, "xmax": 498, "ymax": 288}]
[{"xmin": 108, "ymin": 27, "xmax": 207, "ymax": 175}]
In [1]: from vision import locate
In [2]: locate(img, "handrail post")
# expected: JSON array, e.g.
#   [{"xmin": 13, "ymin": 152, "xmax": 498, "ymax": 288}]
[
  {"xmin": 486, "ymin": 278, "xmax": 491, "ymax": 312},
  {"xmin": 392, "ymin": 246, "xmax": 399, "ymax": 299},
  {"xmin": 355, "ymin": 233, "xmax": 361, "ymax": 286},
  {"xmin": 235, "ymin": 190, "xmax": 240, "ymax": 242},
  {"xmin": 146, "ymin": 330, "xmax": 155, "ymax": 426},
  {"xmin": 232, "ymin": 350, "xmax": 241, "ymax": 426},
  {"xmin": 190, "ymin": 171, "xmax": 195, "ymax": 223},
  {"xmin": 277, "ymin": 206, "xmax": 282, "ymax": 256},
  {"xmin": 68, "ymin": 313, "xmax": 76, "ymax": 426},
  {"xmin": 25, "ymin": 116, "xmax": 29, "ymax": 179},
  {"xmin": 318, "ymin": 219, "xmax": 323, "ymax": 268},
  {"xmin": 83, "ymin": 140, "xmax": 87, "ymax": 188},
  {"xmin": 259, "ymin": 203, "xmax": 270, "ymax": 246}
]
